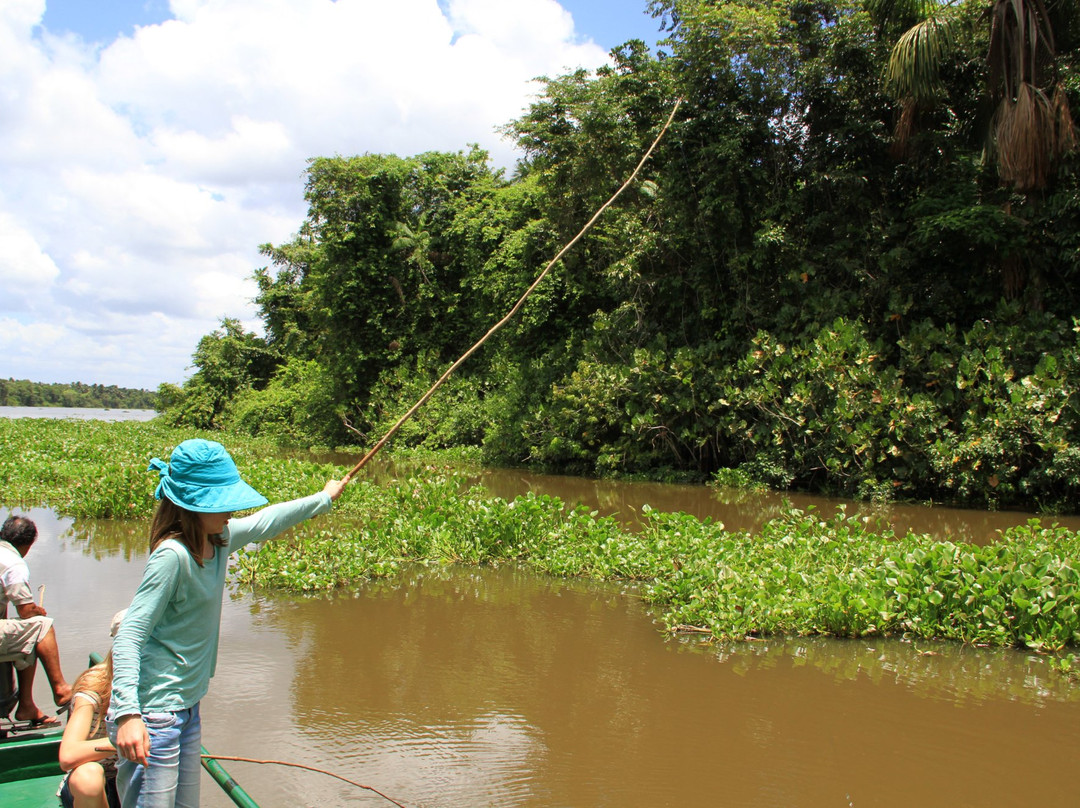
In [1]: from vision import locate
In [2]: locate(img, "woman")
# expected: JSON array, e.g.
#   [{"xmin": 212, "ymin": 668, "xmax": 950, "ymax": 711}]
[{"xmin": 107, "ymin": 439, "xmax": 346, "ymax": 808}]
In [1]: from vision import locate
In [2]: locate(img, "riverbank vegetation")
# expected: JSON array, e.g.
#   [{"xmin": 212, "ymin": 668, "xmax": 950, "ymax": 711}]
[
  {"xmin": 153, "ymin": 0, "xmax": 1080, "ymax": 513},
  {"xmin": 2, "ymin": 419, "xmax": 1077, "ymax": 652}
]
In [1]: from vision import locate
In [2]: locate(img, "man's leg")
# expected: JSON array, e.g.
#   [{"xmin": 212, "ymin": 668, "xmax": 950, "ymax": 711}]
[
  {"xmin": 14, "ymin": 662, "xmax": 41, "ymax": 720},
  {"xmin": 6, "ymin": 617, "xmax": 70, "ymax": 720},
  {"xmin": 34, "ymin": 625, "xmax": 71, "ymax": 706}
]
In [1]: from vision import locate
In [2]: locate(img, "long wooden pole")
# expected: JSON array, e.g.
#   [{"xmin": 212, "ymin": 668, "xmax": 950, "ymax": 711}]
[
  {"xmin": 343, "ymin": 97, "xmax": 683, "ymax": 484},
  {"xmin": 201, "ymin": 754, "xmax": 409, "ymax": 808}
]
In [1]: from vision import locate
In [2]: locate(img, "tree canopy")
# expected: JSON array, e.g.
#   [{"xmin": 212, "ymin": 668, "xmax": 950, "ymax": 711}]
[{"xmin": 161, "ymin": 0, "xmax": 1080, "ymax": 511}]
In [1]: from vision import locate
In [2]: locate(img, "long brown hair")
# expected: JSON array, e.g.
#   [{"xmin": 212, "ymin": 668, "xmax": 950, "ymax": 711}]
[
  {"xmin": 71, "ymin": 654, "xmax": 113, "ymax": 738},
  {"xmin": 150, "ymin": 497, "xmax": 227, "ymax": 566}
]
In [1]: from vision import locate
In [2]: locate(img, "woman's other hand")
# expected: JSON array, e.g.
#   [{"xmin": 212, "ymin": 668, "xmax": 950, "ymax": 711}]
[{"xmin": 115, "ymin": 714, "xmax": 150, "ymax": 767}]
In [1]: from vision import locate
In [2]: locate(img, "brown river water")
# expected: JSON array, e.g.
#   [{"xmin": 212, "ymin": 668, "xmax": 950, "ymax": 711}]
[{"xmin": 6, "ymin": 464, "xmax": 1080, "ymax": 807}]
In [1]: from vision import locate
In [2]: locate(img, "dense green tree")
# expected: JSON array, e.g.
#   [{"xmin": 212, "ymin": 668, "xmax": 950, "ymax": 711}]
[
  {"xmin": 227, "ymin": 357, "xmax": 339, "ymax": 446},
  {"xmin": 876, "ymin": 0, "xmax": 1079, "ymax": 304},
  {"xmin": 158, "ymin": 318, "xmax": 278, "ymax": 429},
  {"xmin": 157, "ymin": 0, "xmax": 1080, "ymax": 508},
  {"xmin": 879, "ymin": 0, "xmax": 1077, "ymax": 191},
  {"xmin": 252, "ymin": 260, "xmax": 316, "ymax": 362}
]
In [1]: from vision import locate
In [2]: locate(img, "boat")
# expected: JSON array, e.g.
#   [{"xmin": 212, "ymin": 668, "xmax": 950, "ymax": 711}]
[
  {"xmin": 0, "ymin": 657, "xmax": 67, "ymax": 807},
  {"xmin": 0, "ymin": 718, "xmax": 65, "ymax": 806},
  {"xmin": 0, "ymin": 657, "xmax": 261, "ymax": 807}
]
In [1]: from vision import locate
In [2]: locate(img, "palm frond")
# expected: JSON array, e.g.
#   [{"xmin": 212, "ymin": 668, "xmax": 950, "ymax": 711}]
[
  {"xmin": 988, "ymin": 0, "xmax": 1056, "ymax": 100},
  {"xmin": 883, "ymin": 17, "xmax": 957, "ymax": 104},
  {"xmin": 993, "ymin": 82, "xmax": 1054, "ymax": 190},
  {"xmin": 867, "ymin": 0, "xmax": 948, "ymax": 29},
  {"xmin": 1051, "ymin": 83, "xmax": 1077, "ymax": 156},
  {"xmin": 992, "ymin": 79, "xmax": 1077, "ymax": 190}
]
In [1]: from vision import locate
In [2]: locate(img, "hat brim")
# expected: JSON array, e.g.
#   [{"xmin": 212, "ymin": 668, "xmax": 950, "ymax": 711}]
[{"xmin": 157, "ymin": 476, "xmax": 268, "ymax": 513}]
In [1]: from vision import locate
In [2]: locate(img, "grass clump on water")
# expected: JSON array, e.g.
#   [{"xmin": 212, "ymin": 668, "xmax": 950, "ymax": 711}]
[
  {"xmin": 240, "ymin": 473, "xmax": 1080, "ymax": 651},
  {"xmin": 2, "ymin": 419, "xmax": 1078, "ymax": 651}
]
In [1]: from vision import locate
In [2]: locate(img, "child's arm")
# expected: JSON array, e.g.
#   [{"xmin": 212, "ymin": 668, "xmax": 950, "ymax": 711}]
[
  {"xmin": 58, "ymin": 698, "xmax": 114, "ymax": 772},
  {"xmin": 110, "ymin": 548, "xmax": 181, "ymax": 719}
]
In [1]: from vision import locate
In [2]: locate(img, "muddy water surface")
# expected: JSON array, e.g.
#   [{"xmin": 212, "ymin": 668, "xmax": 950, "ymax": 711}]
[
  {"xmin": 468, "ymin": 465, "xmax": 1080, "ymax": 542},
  {"xmin": 6, "ymin": 473, "xmax": 1080, "ymax": 807}
]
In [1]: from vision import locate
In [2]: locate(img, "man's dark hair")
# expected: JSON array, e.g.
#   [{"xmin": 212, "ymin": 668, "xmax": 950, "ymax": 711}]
[{"xmin": 0, "ymin": 515, "xmax": 37, "ymax": 548}]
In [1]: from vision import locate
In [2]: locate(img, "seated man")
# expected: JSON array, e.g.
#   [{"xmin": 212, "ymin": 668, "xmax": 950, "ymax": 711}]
[{"xmin": 0, "ymin": 514, "xmax": 71, "ymax": 725}]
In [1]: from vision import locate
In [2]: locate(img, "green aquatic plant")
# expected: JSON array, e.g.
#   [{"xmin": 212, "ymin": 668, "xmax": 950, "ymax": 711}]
[
  {"xmin": 1048, "ymin": 653, "xmax": 1079, "ymax": 682},
  {"xmin": 3, "ymin": 419, "xmax": 1079, "ymax": 651},
  {"xmin": 235, "ymin": 472, "xmax": 1080, "ymax": 651},
  {"xmin": 644, "ymin": 510, "xmax": 1080, "ymax": 649}
]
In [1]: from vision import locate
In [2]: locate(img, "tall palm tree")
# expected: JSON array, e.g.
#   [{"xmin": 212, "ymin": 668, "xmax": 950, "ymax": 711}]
[
  {"xmin": 985, "ymin": 0, "xmax": 1076, "ymax": 190},
  {"xmin": 878, "ymin": 0, "xmax": 1076, "ymax": 191}
]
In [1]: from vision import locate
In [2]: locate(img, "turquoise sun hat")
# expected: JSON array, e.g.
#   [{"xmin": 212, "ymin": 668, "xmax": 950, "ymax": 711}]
[{"xmin": 147, "ymin": 439, "xmax": 268, "ymax": 513}]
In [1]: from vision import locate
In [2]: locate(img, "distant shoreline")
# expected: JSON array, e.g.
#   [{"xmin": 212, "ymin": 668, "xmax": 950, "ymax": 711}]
[{"xmin": 0, "ymin": 403, "xmax": 156, "ymax": 409}]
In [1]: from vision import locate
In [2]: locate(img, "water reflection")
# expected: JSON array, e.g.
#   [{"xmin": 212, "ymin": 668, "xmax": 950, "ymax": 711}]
[
  {"xmin": 700, "ymin": 635, "xmax": 1080, "ymax": 708},
  {"xmin": 3, "ymin": 508, "xmax": 1080, "ymax": 807},
  {"xmin": 239, "ymin": 566, "xmax": 1080, "ymax": 808},
  {"xmin": 61, "ymin": 517, "xmax": 149, "ymax": 561}
]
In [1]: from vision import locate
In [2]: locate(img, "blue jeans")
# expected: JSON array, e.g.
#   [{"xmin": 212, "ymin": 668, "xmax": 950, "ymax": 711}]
[{"xmin": 108, "ymin": 704, "xmax": 202, "ymax": 808}]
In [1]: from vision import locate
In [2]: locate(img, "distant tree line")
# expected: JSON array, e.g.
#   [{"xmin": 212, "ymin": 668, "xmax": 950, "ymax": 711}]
[
  {"xmin": 1, "ymin": 378, "xmax": 157, "ymax": 410},
  {"xmin": 158, "ymin": 0, "xmax": 1080, "ymax": 511}
]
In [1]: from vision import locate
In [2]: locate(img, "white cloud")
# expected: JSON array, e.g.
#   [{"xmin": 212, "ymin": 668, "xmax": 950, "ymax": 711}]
[
  {"xmin": 0, "ymin": 0, "xmax": 608, "ymax": 389},
  {"xmin": 0, "ymin": 0, "xmax": 45, "ymax": 35},
  {"xmin": 447, "ymin": 0, "xmax": 577, "ymax": 57},
  {"xmin": 154, "ymin": 117, "xmax": 296, "ymax": 185},
  {"xmin": 0, "ymin": 213, "xmax": 62, "ymax": 314}
]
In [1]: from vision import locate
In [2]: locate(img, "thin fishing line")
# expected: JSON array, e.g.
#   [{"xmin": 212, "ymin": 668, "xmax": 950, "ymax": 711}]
[
  {"xmin": 200, "ymin": 754, "xmax": 412, "ymax": 808},
  {"xmin": 343, "ymin": 96, "xmax": 684, "ymax": 483}
]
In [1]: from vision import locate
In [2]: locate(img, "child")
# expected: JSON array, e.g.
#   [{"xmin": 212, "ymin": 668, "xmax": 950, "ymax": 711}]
[
  {"xmin": 107, "ymin": 439, "xmax": 346, "ymax": 808},
  {"xmin": 57, "ymin": 611, "xmax": 126, "ymax": 808}
]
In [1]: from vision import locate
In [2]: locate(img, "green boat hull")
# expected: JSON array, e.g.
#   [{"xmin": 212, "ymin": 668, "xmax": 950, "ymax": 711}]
[
  {"xmin": 0, "ymin": 724, "xmax": 262, "ymax": 808},
  {"xmin": 0, "ymin": 724, "xmax": 65, "ymax": 808}
]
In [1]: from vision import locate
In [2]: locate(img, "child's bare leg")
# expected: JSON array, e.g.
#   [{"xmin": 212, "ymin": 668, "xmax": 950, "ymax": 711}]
[{"xmin": 69, "ymin": 762, "xmax": 108, "ymax": 808}]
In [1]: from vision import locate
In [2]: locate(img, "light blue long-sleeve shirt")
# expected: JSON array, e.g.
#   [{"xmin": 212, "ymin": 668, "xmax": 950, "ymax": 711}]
[{"xmin": 110, "ymin": 492, "xmax": 332, "ymax": 718}]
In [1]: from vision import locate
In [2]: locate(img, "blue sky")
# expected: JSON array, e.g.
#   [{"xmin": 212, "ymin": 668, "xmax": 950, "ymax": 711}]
[
  {"xmin": 40, "ymin": 0, "xmax": 172, "ymax": 42},
  {"xmin": 2, "ymin": 0, "xmax": 670, "ymax": 389},
  {"xmin": 544, "ymin": 1, "xmax": 667, "ymax": 51},
  {"xmin": 40, "ymin": 0, "xmax": 666, "ymax": 52}
]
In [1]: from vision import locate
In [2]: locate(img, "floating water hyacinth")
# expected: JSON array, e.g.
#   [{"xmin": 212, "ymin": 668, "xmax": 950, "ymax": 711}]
[{"xmin": 2, "ymin": 418, "xmax": 1079, "ymax": 655}]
